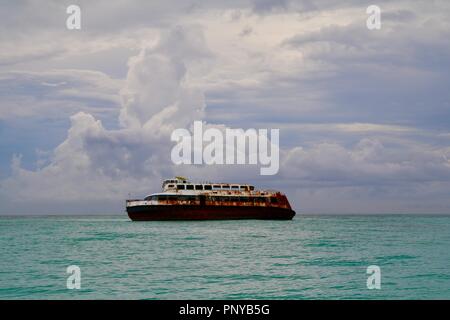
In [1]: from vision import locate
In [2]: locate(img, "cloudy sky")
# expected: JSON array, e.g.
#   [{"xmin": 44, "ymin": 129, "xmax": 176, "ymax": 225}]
[{"xmin": 1, "ymin": 0, "xmax": 450, "ymax": 214}]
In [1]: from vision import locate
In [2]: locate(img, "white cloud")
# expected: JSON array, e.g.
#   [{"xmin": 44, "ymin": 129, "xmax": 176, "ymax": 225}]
[
  {"xmin": 119, "ymin": 26, "xmax": 208, "ymax": 130},
  {"xmin": 282, "ymin": 138, "xmax": 450, "ymax": 185},
  {"xmin": 0, "ymin": 26, "xmax": 210, "ymax": 213}
]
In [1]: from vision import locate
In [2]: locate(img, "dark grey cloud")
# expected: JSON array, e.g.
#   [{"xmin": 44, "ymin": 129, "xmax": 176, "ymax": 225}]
[
  {"xmin": 0, "ymin": 70, "xmax": 121, "ymax": 119},
  {"xmin": 252, "ymin": 0, "xmax": 290, "ymax": 13},
  {"xmin": 214, "ymin": 11, "xmax": 450, "ymax": 131}
]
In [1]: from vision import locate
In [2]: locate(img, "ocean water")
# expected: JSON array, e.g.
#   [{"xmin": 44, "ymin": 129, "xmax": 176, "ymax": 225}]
[{"xmin": 0, "ymin": 215, "xmax": 449, "ymax": 300}]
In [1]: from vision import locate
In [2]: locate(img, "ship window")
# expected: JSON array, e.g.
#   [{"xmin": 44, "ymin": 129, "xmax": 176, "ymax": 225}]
[
  {"xmin": 186, "ymin": 184, "xmax": 194, "ymax": 190},
  {"xmin": 231, "ymin": 185, "xmax": 239, "ymax": 189},
  {"xmin": 270, "ymin": 197, "xmax": 278, "ymax": 203},
  {"xmin": 167, "ymin": 195, "xmax": 177, "ymax": 201},
  {"xmin": 177, "ymin": 184, "xmax": 185, "ymax": 190},
  {"xmin": 204, "ymin": 185, "xmax": 212, "ymax": 190},
  {"xmin": 195, "ymin": 185, "xmax": 203, "ymax": 190},
  {"xmin": 167, "ymin": 184, "xmax": 175, "ymax": 188},
  {"xmin": 144, "ymin": 196, "xmax": 152, "ymax": 201},
  {"xmin": 249, "ymin": 186, "xmax": 255, "ymax": 191},
  {"xmin": 213, "ymin": 185, "xmax": 221, "ymax": 189}
]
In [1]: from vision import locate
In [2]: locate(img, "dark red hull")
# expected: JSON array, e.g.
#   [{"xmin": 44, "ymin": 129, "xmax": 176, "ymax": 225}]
[{"xmin": 127, "ymin": 205, "xmax": 295, "ymax": 221}]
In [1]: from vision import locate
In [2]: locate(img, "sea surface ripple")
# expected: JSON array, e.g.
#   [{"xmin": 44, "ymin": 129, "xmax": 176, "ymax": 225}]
[{"xmin": 0, "ymin": 215, "xmax": 449, "ymax": 299}]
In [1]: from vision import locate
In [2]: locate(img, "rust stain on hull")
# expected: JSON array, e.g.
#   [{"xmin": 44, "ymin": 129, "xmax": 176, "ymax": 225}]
[{"xmin": 126, "ymin": 177, "xmax": 296, "ymax": 221}]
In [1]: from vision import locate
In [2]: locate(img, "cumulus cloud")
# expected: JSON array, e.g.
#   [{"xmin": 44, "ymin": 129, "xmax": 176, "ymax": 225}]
[
  {"xmin": 282, "ymin": 138, "xmax": 450, "ymax": 185},
  {"xmin": 0, "ymin": 26, "xmax": 211, "ymax": 213},
  {"xmin": 119, "ymin": 26, "xmax": 208, "ymax": 130}
]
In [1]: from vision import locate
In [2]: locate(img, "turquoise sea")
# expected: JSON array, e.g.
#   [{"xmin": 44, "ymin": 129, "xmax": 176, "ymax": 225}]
[{"xmin": 0, "ymin": 215, "xmax": 449, "ymax": 299}]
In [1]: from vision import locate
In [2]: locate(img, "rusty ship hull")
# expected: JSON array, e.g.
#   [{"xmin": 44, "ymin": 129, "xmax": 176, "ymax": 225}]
[{"xmin": 127, "ymin": 204, "xmax": 295, "ymax": 221}]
